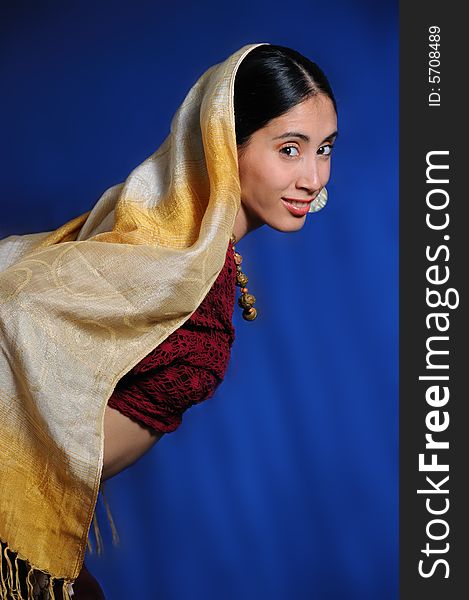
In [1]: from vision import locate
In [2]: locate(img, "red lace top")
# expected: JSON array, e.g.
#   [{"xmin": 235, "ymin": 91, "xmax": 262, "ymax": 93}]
[{"xmin": 107, "ymin": 241, "xmax": 237, "ymax": 433}]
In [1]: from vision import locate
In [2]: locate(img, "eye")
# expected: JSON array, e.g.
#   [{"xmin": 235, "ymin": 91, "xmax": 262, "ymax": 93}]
[
  {"xmin": 317, "ymin": 144, "xmax": 334, "ymax": 156},
  {"xmin": 279, "ymin": 145, "xmax": 300, "ymax": 157}
]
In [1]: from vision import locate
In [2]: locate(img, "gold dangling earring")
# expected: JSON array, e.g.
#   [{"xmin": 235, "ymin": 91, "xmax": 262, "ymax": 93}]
[{"xmin": 230, "ymin": 234, "xmax": 257, "ymax": 321}]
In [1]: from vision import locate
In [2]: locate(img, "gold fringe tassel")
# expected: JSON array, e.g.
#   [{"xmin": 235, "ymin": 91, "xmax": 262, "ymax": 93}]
[
  {"xmin": 100, "ymin": 482, "xmax": 120, "ymax": 547},
  {"xmin": 15, "ymin": 554, "xmax": 26, "ymax": 600},
  {"xmin": 0, "ymin": 545, "xmax": 7, "ymax": 599},
  {"xmin": 1, "ymin": 485, "xmax": 119, "ymax": 598},
  {"xmin": 0, "ymin": 544, "xmax": 9, "ymax": 599},
  {"xmin": 86, "ymin": 481, "xmax": 120, "ymax": 555},
  {"xmin": 3, "ymin": 543, "xmax": 15, "ymax": 594},
  {"xmin": 92, "ymin": 511, "xmax": 104, "ymax": 556},
  {"xmin": 25, "ymin": 570, "xmax": 35, "ymax": 600},
  {"xmin": 0, "ymin": 539, "xmax": 73, "ymax": 600}
]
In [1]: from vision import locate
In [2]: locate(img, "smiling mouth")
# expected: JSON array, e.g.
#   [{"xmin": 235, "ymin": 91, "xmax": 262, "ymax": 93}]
[
  {"xmin": 281, "ymin": 198, "xmax": 312, "ymax": 216},
  {"xmin": 282, "ymin": 198, "xmax": 312, "ymax": 208}
]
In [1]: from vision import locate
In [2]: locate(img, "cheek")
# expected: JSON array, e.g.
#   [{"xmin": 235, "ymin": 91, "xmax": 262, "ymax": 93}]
[
  {"xmin": 239, "ymin": 153, "xmax": 289, "ymax": 202},
  {"xmin": 259, "ymin": 158, "xmax": 291, "ymax": 189},
  {"xmin": 321, "ymin": 161, "xmax": 332, "ymax": 184},
  {"xmin": 240, "ymin": 161, "xmax": 271, "ymax": 195}
]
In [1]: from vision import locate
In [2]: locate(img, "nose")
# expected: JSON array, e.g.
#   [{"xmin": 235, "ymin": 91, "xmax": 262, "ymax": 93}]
[{"xmin": 295, "ymin": 157, "xmax": 324, "ymax": 196}]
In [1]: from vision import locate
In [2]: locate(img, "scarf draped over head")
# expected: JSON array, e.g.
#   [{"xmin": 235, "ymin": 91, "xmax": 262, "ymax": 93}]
[{"xmin": 0, "ymin": 42, "xmax": 267, "ymax": 595}]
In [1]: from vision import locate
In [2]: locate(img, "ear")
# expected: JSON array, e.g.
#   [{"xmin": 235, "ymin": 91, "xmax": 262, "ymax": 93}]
[{"xmin": 308, "ymin": 187, "xmax": 328, "ymax": 213}]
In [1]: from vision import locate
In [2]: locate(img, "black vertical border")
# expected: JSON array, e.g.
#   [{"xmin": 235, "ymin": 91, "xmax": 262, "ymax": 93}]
[{"xmin": 400, "ymin": 1, "xmax": 467, "ymax": 598}]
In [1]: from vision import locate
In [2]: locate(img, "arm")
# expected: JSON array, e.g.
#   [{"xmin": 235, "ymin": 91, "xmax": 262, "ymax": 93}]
[{"xmin": 102, "ymin": 405, "xmax": 164, "ymax": 481}]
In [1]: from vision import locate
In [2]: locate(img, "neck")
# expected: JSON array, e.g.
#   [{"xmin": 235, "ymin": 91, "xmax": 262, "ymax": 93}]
[{"xmin": 232, "ymin": 203, "xmax": 263, "ymax": 243}]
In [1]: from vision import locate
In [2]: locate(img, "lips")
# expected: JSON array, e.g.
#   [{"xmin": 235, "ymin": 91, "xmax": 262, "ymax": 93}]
[{"xmin": 281, "ymin": 197, "xmax": 312, "ymax": 216}]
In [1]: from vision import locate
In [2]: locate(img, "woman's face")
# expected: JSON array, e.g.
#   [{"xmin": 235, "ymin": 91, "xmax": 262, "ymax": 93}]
[{"xmin": 236, "ymin": 94, "xmax": 338, "ymax": 237}]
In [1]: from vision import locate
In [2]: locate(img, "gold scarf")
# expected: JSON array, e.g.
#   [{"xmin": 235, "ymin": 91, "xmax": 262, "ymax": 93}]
[{"xmin": 0, "ymin": 42, "xmax": 267, "ymax": 597}]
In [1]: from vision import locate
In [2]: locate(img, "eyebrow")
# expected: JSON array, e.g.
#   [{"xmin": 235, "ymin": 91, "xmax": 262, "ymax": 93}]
[{"xmin": 272, "ymin": 130, "xmax": 339, "ymax": 144}]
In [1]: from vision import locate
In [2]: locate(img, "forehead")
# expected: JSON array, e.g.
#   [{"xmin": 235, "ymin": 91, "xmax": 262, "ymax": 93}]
[{"xmin": 264, "ymin": 95, "xmax": 337, "ymax": 139}]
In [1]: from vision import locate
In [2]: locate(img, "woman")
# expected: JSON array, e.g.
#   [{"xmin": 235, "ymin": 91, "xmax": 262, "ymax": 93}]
[{"xmin": 0, "ymin": 42, "xmax": 337, "ymax": 599}]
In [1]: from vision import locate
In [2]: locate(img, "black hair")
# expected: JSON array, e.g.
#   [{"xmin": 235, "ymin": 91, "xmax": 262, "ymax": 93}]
[{"xmin": 234, "ymin": 44, "xmax": 337, "ymax": 153}]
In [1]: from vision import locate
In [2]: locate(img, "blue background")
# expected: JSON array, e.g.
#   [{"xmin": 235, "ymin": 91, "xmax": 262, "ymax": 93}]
[{"xmin": 1, "ymin": 1, "xmax": 398, "ymax": 598}]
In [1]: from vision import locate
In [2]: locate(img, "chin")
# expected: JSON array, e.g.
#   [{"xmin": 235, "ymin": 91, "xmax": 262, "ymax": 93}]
[{"xmin": 268, "ymin": 217, "xmax": 307, "ymax": 234}]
